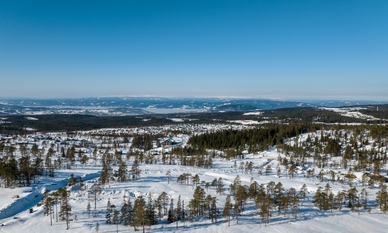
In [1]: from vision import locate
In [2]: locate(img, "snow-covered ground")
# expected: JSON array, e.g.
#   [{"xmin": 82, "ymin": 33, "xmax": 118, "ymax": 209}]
[
  {"xmin": 1, "ymin": 126, "xmax": 388, "ymax": 232},
  {"xmin": 1, "ymin": 152, "xmax": 387, "ymax": 233}
]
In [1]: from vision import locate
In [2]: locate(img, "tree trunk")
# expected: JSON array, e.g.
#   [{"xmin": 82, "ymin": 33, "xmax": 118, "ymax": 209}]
[{"xmin": 50, "ymin": 209, "xmax": 52, "ymax": 226}]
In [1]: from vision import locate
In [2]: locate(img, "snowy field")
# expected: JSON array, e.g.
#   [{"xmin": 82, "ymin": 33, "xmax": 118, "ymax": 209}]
[
  {"xmin": 1, "ymin": 153, "xmax": 388, "ymax": 233},
  {"xmin": 1, "ymin": 125, "xmax": 388, "ymax": 233}
]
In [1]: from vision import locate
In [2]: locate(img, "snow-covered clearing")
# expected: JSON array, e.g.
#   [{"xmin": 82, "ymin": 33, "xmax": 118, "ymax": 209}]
[
  {"xmin": 228, "ymin": 120, "xmax": 260, "ymax": 125},
  {"xmin": 243, "ymin": 111, "xmax": 263, "ymax": 116},
  {"xmin": 320, "ymin": 107, "xmax": 381, "ymax": 121}
]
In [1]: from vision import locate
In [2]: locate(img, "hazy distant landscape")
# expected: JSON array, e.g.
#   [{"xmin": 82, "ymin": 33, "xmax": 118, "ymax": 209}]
[{"xmin": 0, "ymin": 97, "xmax": 386, "ymax": 116}]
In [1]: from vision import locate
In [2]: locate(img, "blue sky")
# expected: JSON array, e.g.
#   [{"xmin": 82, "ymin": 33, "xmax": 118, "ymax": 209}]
[{"xmin": 1, "ymin": 0, "xmax": 387, "ymax": 100}]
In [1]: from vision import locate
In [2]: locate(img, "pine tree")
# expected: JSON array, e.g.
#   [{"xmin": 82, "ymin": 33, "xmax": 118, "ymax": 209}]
[
  {"xmin": 166, "ymin": 170, "xmax": 171, "ymax": 184},
  {"xmin": 158, "ymin": 192, "xmax": 169, "ymax": 216},
  {"xmin": 113, "ymin": 210, "xmax": 120, "ymax": 233},
  {"xmin": 328, "ymin": 192, "xmax": 334, "ymax": 212},
  {"xmin": 230, "ymin": 175, "xmax": 241, "ymax": 195},
  {"xmin": 95, "ymin": 222, "xmax": 99, "ymax": 233},
  {"xmin": 201, "ymin": 194, "xmax": 212, "ymax": 219},
  {"xmin": 146, "ymin": 193, "xmax": 157, "ymax": 225},
  {"xmin": 361, "ymin": 188, "xmax": 368, "ymax": 209},
  {"xmin": 43, "ymin": 190, "xmax": 54, "ymax": 226},
  {"xmin": 100, "ymin": 164, "xmax": 110, "ymax": 186},
  {"xmin": 233, "ymin": 202, "xmax": 240, "ymax": 224},
  {"xmin": 336, "ymin": 191, "xmax": 345, "ymax": 211},
  {"xmin": 80, "ymin": 154, "xmax": 89, "ymax": 167},
  {"xmin": 216, "ymin": 177, "xmax": 223, "ymax": 195},
  {"xmin": 347, "ymin": 187, "xmax": 358, "ymax": 208},
  {"xmin": 313, "ymin": 187, "xmax": 323, "ymax": 210},
  {"xmin": 255, "ymin": 185, "xmax": 266, "ymax": 210},
  {"xmin": 266, "ymin": 181, "xmax": 275, "ymax": 195},
  {"xmin": 223, "ymin": 195, "xmax": 232, "ymax": 227},
  {"xmin": 260, "ymin": 195, "xmax": 272, "ymax": 226},
  {"xmin": 52, "ymin": 191, "xmax": 60, "ymax": 222},
  {"xmin": 132, "ymin": 196, "xmax": 148, "ymax": 233},
  {"xmin": 189, "ymin": 186, "xmax": 206, "ymax": 217},
  {"xmin": 376, "ymin": 184, "xmax": 388, "ymax": 213},
  {"xmin": 248, "ymin": 181, "xmax": 259, "ymax": 198},
  {"xmin": 90, "ymin": 182, "xmax": 102, "ymax": 211},
  {"xmin": 234, "ymin": 185, "xmax": 248, "ymax": 211},
  {"xmin": 291, "ymin": 195, "xmax": 299, "ymax": 219},
  {"xmin": 299, "ymin": 184, "xmax": 308, "ymax": 205},
  {"xmin": 131, "ymin": 159, "xmax": 141, "ymax": 180},
  {"xmin": 58, "ymin": 188, "xmax": 72, "ymax": 230},
  {"xmin": 324, "ymin": 183, "xmax": 332, "ymax": 211},
  {"xmin": 87, "ymin": 201, "xmax": 91, "ymax": 218},
  {"xmin": 192, "ymin": 174, "xmax": 200, "ymax": 187}
]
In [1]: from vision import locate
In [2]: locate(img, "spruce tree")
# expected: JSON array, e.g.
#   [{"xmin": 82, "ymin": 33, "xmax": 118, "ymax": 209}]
[
  {"xmin": 105, "ymin": 199, "xmax": 113, "ymax": 224},
  {"xmin": 176, "ymin": 195, "xmax": 182, "ymax": 221},
  {"xmin": 209, "ymin": 197, "xmax": 218, "ymax": 223},
  {"xmin": 167, "ymin": 198, "xmax": 174, "ymax": 223},
  {"xmin": 117, "ymin": 160, "xmax": 127, "ymax": 182},
  {"xmin": 121, "ymin": 196, "xmax": 132, "ymax": 226}
]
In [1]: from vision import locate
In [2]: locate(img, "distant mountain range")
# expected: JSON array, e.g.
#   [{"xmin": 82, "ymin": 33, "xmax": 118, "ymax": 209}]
[{"xmin": 0, "ymin": 97, "xmax": 386, "ymax": 116}]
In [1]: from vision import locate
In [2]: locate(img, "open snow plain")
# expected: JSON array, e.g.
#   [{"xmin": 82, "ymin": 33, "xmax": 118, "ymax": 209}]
[{"xmin": 1, "ymin": 124, "xmax": 388, "ymax": 233}]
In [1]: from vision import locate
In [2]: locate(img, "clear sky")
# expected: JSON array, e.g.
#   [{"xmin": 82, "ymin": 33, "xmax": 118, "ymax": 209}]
[{"xmin": 1, "ymin": 0, "xmax": 387, "ymax": 100}]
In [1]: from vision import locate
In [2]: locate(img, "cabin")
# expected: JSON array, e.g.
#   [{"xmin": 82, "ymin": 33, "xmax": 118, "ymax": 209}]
[{"xmin": 162, "ymin": 138, "xmax": 175, "ymax": 147}]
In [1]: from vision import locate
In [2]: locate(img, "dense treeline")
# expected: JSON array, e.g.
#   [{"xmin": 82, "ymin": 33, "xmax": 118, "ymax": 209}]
[
  {"xmin": 188, "ymin": 123, "xmax": 319, "ymax": 152},
  {"xmin": 0, "ymin": 114, "xmax": 174, "ymax": 133},
  {"xmin": 189, "ymin": 123, "xmax": 388, "ymax": 151}
]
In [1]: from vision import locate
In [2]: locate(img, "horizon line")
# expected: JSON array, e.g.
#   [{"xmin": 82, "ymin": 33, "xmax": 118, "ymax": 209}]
[{"xmin": 0, "ymin": 96, "xmax": 387, "ymax": 102}]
